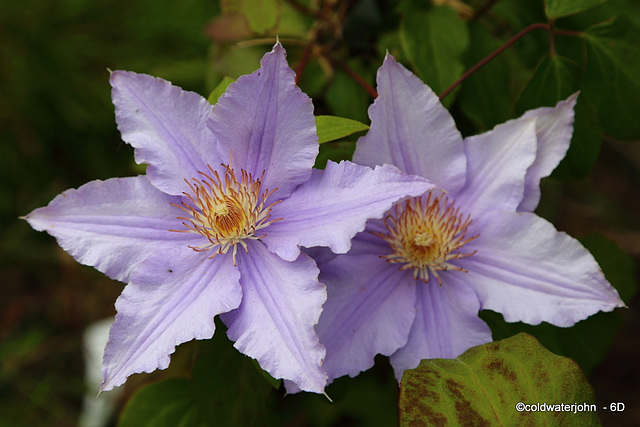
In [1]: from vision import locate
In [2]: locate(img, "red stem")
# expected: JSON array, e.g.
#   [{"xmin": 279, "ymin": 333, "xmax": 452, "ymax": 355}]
[
  {"xmin": 295, "ymin": 43, "xmax": 313, "ymax": 85},
  {"xmin": 548, "ymin": 19, "xmax": 556, "ymax": 56},
  {"xmin": 439, "ymin": 22, "xmax": 550, "ymax": 101},
  {"xmin": 555, "ymin": 29, "xmax": 584, "ymax": 37},
  {"xmin": 338, "ymin": 60, "xmax": 378, "ymax": 99}
]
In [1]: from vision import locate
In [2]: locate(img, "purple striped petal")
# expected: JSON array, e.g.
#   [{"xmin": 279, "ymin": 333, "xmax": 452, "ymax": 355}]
[
  {"xmin": 207, "ymin": 43, "xmax": 318, "ymax": 199},
  {"xmin": 316, "ymin": 254, "xmax": 417, "ymax": 381},
  {"xmin": 261, "ymin": 161, "xmax": 436, "ymax": 261},
  {"xmin": 24, "ymin": 176, "xmax": 194, "ymax": 283},
  {"xmin": 465, "ymin": 210, "xmax": 625, "ymax": 326},
  {"xmin": 518, "ymin": 93, "xmax": 579, "ymax": 212},
  {"xmin": 458, "ymin": 118, "xmax": 537, "ymax": 217},
  {"xmin": 101, "ymin": 247, "xmax": 242, "ymax": 391},
  {"xmin": 389, "ymin": 278, "xmax": 492, "ymax": 380},
  {"xmin": 111, "ymin": 71, "xmax": 221, "ymax": 195},
  {"xmin": 345, "ymin": 218, "xmax": 396, "ymax": 257},
  {"xmin": 353, "ymin": 54, "xmax": 467, "ymax": 193},
  {"xmin": 221, "ymin": 241, "xmax": 327, "ymax": 393}
]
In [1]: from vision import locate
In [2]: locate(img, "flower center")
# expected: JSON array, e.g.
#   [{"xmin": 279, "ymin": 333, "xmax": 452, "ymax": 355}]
[
  {"xmin": 170, "ymin": 162, "xmax": 282, "ymax": 265},
  {"xmin": 373, "ymin": 192, "xmax": 478, "ymax": 285}
]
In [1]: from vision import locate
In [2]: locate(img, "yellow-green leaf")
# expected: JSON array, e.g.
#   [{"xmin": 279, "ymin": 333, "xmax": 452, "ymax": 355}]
[
  {"xmin": 227, "ymin": 0, "xmax": 279, "ymax": 35},
  {"xmin": 315, "ymin": 115, "xmax": 369, "ymax": 144},
  {"xmin": 400, "ymin": 334, "xmax": 599, "ymax": 426},
  {"xmin": 207, "ymin": 76, "xmax": 236, "ymax": 105}
]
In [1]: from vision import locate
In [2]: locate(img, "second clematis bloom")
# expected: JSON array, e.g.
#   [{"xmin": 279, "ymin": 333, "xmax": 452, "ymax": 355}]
[
  {"xmin": 315, "ymin": 54, "xmax": 625, "ymax": 383},
  {"xmin": 24, "ymin": 44, "xmax": 436, "ymax": 393}
]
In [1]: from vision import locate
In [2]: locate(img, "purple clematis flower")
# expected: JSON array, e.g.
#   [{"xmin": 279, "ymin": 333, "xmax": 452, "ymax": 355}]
[
  {"xmin": 315, "ymin": 54, "xmax": 626, "ymax": 383},
  {"xmin": 24, "ymin": 44, "xmax": 436, "ymax": 393}
]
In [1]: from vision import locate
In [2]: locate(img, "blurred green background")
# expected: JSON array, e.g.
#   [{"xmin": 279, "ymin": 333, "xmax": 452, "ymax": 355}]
[{"xmin": 2, "ymin": 0, "xmax": 639, "ymax": 425}]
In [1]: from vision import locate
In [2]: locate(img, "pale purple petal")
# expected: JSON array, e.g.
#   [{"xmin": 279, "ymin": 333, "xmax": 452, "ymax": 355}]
[
  {"xmin": 301, "ymin": 246, "xmax": 337, "ymax": 267},
  {"xmin": 101, "ymin": 247, "xmax": 242, "ymax": 391},
  {"xmin": 353, "ymin": 54, "xmax": 466, "ymax": 193},
  {"xmin": 457, "ymin": 118, "xmax": 537, "ymax": 217},
  {"xmin": 464, "ymin": 210, "xmax": 625, "ymax": 326},
  {"xmin": 345, "ymin": 218, "xmax": 395, "ymax": 257},
  {"xmin": 207, "ymin": 43, "xmax": 318, "ymax": 198},
  {"xmin": 111, "ymin": 71, "xmax": 221, "ymax": 195},
  {"xmin": 301, "ymin": 219, "xmax": 391, "ymax": 267},
  {"xmin": 261, "ymin": 161, "xmax": 436, "ymax": 261},
  {"xmin": 221, "ymin": 242, "xmax": 328, "ymax": 393},
  {"xmin": 316, "ymin": 254, "xmax": 417, "ymax": 381},
  {"xmin": 518, "ymin": 93, "xmax": 579, "ymax": 212},
  {"xmin": 389, "ymin": 278, "xmax": 492, "ymax": 381},
  {"xmin": 24, "ymin": 176, "xmax": 195, "ymax": 283}
]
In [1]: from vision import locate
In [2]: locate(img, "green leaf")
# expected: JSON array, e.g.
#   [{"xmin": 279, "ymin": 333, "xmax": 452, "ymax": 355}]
[
  {"xmin": 297, "ymin": 58, "xmax": 327, "ymax": 97},
  {"xmin": 545, "ymin": 0, "xmax": 609, "ymax": 19},
  {"xmin": 277, "ymin": 357, "xmax": 400, "ymax": 427},
  {"xmin": 119, "ymin": 324, "xmax": 276, "ymax": 427},
  {"xmin": 553, "ymin": 97, "xmax": 602, "ymax": 180},
  {"xmin": 190, "ymin": 339, "xmax": 277, "ymax": 426},
  {"xmin": 581, "ymin": 234, "xmax": 637, "ymax": 303},
  {"xmin": 377, "ymin": 31, "xmax": 403, "ymax": 60},
  {"xmin": 516, "ymin": 55, "xmax": 581, "ymax": 112},
  {"xmin": 223, "ymin": 0, "xmax": 279, "ymax": 35},
  {"xmin": 118, "ymin": 379, "xmax": 198, "ymax": 427},
  {"xmin": 207, "ymin": 76, "xmax": 235, "ymax": 105},
  {"xmin": 325, "ymin": 62, "xmax": 373, "ymax": 123},
  {"xmin": 583, "ymin": 16, "xmax": 640, "ymax": 140},
  {"xmin": 493, "ymin": 0, "xmax": 547, "ymax": 30},
  {"xmin": 515, "ymin": 54, "xmax": 603, "ymax": 180},
  {"xmin": 315, "ymin": 115, "xmax": 369, "ymax": 144},
  {"xmin": 243, "ymin": 0, "xmax": 279, "ymax": 34},
  {"xmin": 314, "ymin": 141, "xmax": 356, "ymax": 169},
  {"xmin": 399, "ymin": 5, "xmax": 469, "ymax": 102},
  {"xmin": 458, "ymin": 22, "xmax": 515, "ymax": 132},
  {"xmin": 399, "ymin": 333, "xmax": 599, "ymax": 426},
  {"xmin": 480, "ymin": 234, "xmax": 636, "ymax": 377}
]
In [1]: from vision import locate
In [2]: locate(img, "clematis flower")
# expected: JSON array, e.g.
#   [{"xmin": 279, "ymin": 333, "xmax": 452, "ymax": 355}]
[
  {"xmin": 315, "ymin": 54, "xmax": 626, "ymax": 383},
  {"xmin": 24, "ymin": 44, "xmax": 436, "ymax": 393}
]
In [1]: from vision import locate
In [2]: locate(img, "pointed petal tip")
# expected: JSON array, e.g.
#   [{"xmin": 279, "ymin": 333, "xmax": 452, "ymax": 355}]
[
  {"xmin": 265, "ymin": 40, "xmax": 287, "ymax": 62},
  {"xmin": 99, "ymin": 373, "xmax": 118, "ymax": 393},
  {"xmin": 380, "ymin": 52, "xmax": 404, "ymax": 75},
  {"xmin": 565, "ymin": 91, "xmax": 580, "ymax": 105},
  {"xmin": 284, "ymin": 377, "xmax": 328, "ymax": 395},
  {"xmin": 223, "ymin": 247, "xmax": 327, "ymax": 394},
  {"xmin": 108, "ymin": 69, "xmax": 131, "ymax": 86},
  {"xmin": 467, "ymin": 211, "xmax": 630, "ymax": 327},
  {"xmin": 553, "ymin": 91, "xmax": 579, "ymax": 114},
  {"xmin": 612, "ymin": 292, "xmax": 627, "ymax": 309},
  {"xmin": 383, "ymin": 51, "xmax": 397, "ymax": 64}
]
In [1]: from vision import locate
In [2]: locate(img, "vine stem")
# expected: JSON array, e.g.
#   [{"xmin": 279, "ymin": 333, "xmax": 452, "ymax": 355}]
[
  {"xmin": 337, "ymin": 60, "xmax": 379, "ymax": 99},
  {"xmin": 439, "ymin": 22, "xmax": 550, "ymax": 101},
  {"xmin": 295, "ymin": 43, "xmax": 313, "ymax": 85}
]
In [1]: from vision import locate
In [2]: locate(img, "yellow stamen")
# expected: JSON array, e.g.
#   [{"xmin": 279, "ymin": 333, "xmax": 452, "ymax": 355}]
[
  {"xmin": 169, "ymin": 161, "xmax": 282, "ymax": 265},
  {"xmin": 373, "ymin": 193, "xmax": 478, "ymax": 285}
]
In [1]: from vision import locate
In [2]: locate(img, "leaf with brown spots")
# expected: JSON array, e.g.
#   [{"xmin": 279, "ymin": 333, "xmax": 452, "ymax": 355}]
[{"xmin": 399, "ymin": 333, "xmax": 599, "ymax": 426}]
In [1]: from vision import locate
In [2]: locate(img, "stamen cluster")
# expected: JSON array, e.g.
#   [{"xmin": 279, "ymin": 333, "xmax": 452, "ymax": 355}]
[
  {"xmin": 374, "ymin": 193, "xmax": 478, "ymax": 285},
  {"xmin": 171, "ymin": 163, "xmax": 281, "ymax": 264}
]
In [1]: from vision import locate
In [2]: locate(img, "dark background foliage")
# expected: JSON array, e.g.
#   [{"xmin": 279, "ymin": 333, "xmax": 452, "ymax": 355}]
[{"xmin": 1, "ymin": 0, "xmax": 639, "ymax": 425}]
